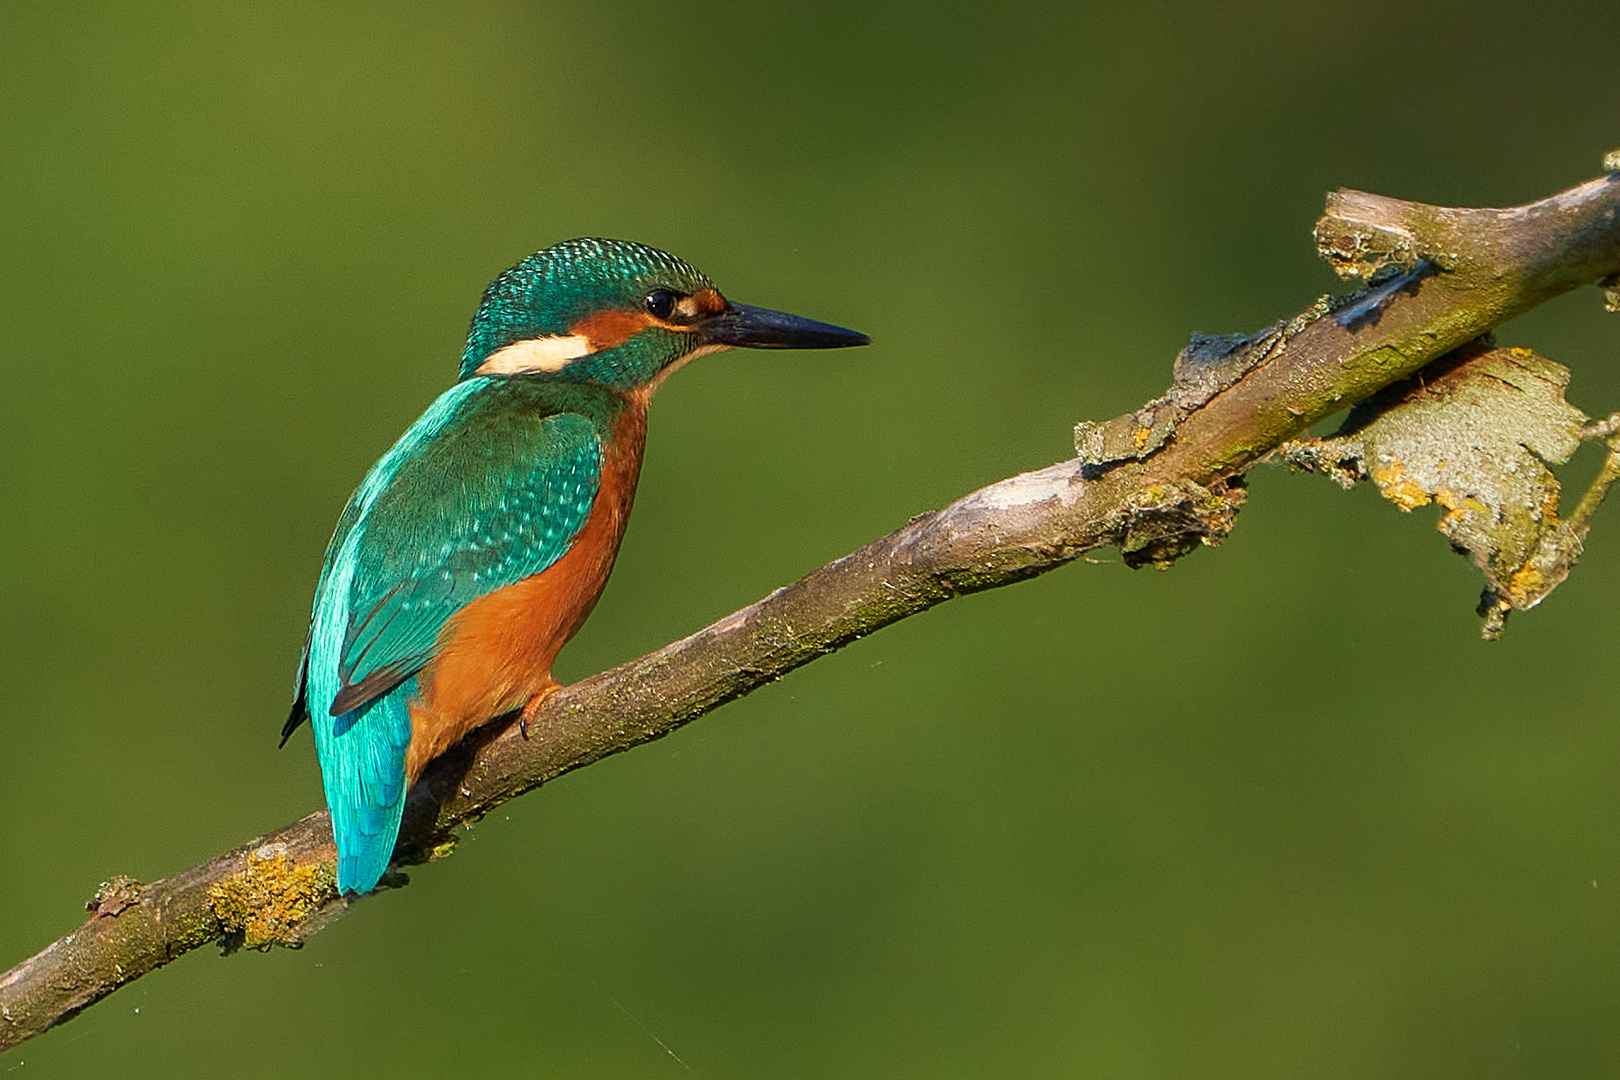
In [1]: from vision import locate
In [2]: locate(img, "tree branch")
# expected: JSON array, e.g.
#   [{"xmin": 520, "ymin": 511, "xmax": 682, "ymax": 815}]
[{"xmin": 5, "ymin": 164, "xmax": 1619, "ymax": 1054}]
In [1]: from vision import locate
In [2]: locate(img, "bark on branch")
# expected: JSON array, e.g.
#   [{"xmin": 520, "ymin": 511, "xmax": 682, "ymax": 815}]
[{"xmin": 5, "ymin": 165, "xmax": 1619, "ymax": 1054}]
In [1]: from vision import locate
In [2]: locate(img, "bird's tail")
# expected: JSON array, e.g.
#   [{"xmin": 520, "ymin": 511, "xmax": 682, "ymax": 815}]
[{"xmin": 312, "ymin": 679, "xmax": 414, "ymax": 894}]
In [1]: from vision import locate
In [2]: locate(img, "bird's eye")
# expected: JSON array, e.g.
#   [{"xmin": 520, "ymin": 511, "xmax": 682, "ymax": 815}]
[{"xmin": 644, "ymin": 289, "xmax": 677, "ymax": 320}]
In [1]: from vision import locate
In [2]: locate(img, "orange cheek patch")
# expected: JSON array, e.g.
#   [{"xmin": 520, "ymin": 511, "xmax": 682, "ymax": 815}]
[
  {"xmin": 572, "ymin": 309, "xmax": 654, "ymax": 351},
  {"xmin": 675, "ymin": 288, "xmax": 726, "ymax": 319}
]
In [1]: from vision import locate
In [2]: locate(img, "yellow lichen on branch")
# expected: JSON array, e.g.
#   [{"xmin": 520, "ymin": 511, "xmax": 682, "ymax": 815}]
[{"xmin": 208, "ymin": 847, "xmax": 337, "ymax": 950}]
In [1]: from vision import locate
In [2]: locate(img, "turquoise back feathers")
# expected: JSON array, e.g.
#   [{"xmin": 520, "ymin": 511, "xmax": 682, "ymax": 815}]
[{"xmin": 296, "ymin": 380, "xmax": 608, "ymax": 893}]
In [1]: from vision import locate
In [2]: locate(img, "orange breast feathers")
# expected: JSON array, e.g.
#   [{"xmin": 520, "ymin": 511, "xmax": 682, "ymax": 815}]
[{"xmin": 403, "ymin": 403, "xmax": 648, "ymax": 780}]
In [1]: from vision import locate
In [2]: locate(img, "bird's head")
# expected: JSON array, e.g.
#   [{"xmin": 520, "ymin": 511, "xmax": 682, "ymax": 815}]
[{"xmin": 459, "ymin": 238, "xmax": 869, "ymax": 391}]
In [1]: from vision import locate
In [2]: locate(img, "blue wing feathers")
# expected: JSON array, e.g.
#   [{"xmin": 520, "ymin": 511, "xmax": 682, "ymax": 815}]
[
  {"xmin": 299, "ymin": 378, "xmax": 604, "ymax": 893},
  {"xmin": 336, "ymin": 408, "xmax": 601, "ymax": 708}
]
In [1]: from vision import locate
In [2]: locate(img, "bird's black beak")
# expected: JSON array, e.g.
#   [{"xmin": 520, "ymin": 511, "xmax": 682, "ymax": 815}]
[{"xmin": 697, "ymin": 302, "xmax": 870, "ymax": 350}]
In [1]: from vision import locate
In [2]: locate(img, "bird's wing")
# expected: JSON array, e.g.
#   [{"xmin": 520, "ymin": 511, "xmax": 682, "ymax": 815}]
[
  {"xmin": 282, "ymin": 492, "xmax": 369, "ymax": 743},
  {"xmin": 331, "ymin": 406, "xmax": 602, "ymax": 716}
]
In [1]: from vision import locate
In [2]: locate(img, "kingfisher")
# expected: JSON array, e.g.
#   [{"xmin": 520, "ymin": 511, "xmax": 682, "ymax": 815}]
[{"xmin": 280, "ymin": 238, "xmax": 869, "ymax": 895}]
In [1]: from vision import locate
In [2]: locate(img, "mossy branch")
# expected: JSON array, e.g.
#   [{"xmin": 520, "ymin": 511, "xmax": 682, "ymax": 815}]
[{"xmin": 5, "ymin": 161, "xmax": 1620, "ymax": 1055}]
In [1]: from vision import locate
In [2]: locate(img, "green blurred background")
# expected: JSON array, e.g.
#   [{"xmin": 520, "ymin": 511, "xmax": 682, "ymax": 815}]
[{"xmin": 4, "ymin": 1, "xmax": 1620, "ymax": 1076}]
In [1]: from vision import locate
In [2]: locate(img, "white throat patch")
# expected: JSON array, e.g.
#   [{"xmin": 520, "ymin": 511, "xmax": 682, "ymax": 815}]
[{"xmin": 476, "ymin": 334, "xmax": 593, "ymax": 375}]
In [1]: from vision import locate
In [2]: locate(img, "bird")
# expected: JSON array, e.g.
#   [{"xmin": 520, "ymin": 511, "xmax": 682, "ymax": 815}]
[{"xmin": 279, "ymin": 238, "xmax": 870, "ymax": 895}]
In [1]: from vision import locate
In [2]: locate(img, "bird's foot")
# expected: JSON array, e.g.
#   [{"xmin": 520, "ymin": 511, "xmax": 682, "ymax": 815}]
[{"xmin": 518, "ymin": 682, "xmax": 561, "ymax": 740}]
